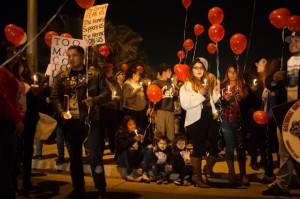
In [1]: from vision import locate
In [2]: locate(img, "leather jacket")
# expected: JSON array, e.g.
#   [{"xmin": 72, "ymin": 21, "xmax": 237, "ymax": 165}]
[{"xmin": 51, "ymin": 66, "xmax": 111, "ymax": 121}]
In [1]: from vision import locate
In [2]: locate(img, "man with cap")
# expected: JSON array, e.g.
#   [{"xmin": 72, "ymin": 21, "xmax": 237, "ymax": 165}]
[{"xmin": 262, "ymin": 31, "xmax": 300, "ymax": 196}]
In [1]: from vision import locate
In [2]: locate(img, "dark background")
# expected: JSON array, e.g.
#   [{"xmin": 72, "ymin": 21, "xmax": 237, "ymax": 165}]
[{"xmin": 1, "ymin": 0, "xmax": 300, "ymax": 78}]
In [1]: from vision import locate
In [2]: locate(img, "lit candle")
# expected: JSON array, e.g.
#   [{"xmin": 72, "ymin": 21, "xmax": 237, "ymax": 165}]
[
  {"xmin": 140, "ymin": 82, "xmax": 143, "ymax": 86},
  {"xmin": 134, "ymin": 129, "xmax": 138, "ymax": 136},
  {"xmin": 148, "ymin": 81, "xmax": 151, "ymax": 86},
  {"xmin": 202, "ymin": 79, "xmax": 208, "ymax": 88},
  {"xmin": 113, "ymin": 91, "xmax": 116, "ymax": 97},
  {"xmin": 227, "ymin": 85, "xmax": 231, "ymax": 93},
  {"xmin": 217, "ymin": 79, "xmax": 220, "ymax": 85},
  {"xmin": 33, "ymin": 75, "xmax": 38, "ymax": 85},
  {"xmin": 253, "ymin": 79, "xmax": 257, "ymax": 86}
]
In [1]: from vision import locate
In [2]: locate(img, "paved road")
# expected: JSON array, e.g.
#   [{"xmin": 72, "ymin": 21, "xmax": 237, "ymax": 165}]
[{"xmin": 15, "ymin": 170, "xmax": 300, "ymax": 199}]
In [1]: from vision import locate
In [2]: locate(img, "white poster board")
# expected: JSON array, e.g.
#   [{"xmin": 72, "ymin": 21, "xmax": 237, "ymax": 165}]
[
  {"xmin": 82, "ymin": 3, "xmax": 109, "ymax": 46},
  {"xmin": 46, "ymin": 36, "xmax": 85, "ymax": 86}
]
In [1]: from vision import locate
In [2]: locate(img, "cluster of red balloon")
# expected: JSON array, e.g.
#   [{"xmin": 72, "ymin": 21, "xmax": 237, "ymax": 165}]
[
  {"xmin": 75, "ymin": 0, "xmax": 95, "ymax": 9},
  {"xmin": 98, "ymin": 45, "xmax": 110, "ymax": 57},
  {"xmin": 229, "ymin": 33, "xmax": 247, "ymax": 56},
  {"xmin": 174, "ymin": 63, "xmax": 189, "ymax": 82},
  {"xmin": 208, "ymin": 7, "xmax": 225, "ymax": 45},
  {"xmin": 146, "ymin": 84, "xmax": 163, "ymax": 104},
  {"xmin": 44, "ymin": 31, "xmax": 73, "ymax": 47},
  {"xmin": 207, "ymin": 42, "xmax": 216, "ymax": 54},
  {"xmin": 269, "ymin": 8, "xmax": 300, "ymax": 32},
  {"xmin": 121, "ymin": 63, "xmax": 129, "ymax": 72},
  {"xmin": 253, "ymin": 110, "xmax": 268, "ymax": 125},
  {"xmin": 136, "ymin": 65, "xmax": 143, "ymax": 74},
  {"xmin": 181, "ymin": 0, "xmax": 192, "ymax": 10},
  {"xmin": 4, "ymin": 24, "xmax": 27, "ymax": 46}
]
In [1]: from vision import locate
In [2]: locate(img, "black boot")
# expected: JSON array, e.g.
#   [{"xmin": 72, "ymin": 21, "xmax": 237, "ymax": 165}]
[{"xmin": 191, "ymin": 157, "xmax": 210, "ymax": 188}]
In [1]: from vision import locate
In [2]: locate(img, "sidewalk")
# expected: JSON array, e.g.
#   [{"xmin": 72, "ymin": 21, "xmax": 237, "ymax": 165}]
[{"xmin": 33, "ymin": 142, "xmax": 279, "ymax": 181}]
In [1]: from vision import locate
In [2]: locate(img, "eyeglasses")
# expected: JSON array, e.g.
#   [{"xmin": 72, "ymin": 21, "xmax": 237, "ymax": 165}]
[{"xmin": 193, "ymin": 67, "xmax": 204, "ymax": 71}]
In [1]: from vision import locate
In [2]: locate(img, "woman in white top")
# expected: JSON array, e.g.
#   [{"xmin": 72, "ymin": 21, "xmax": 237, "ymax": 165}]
[{"xmin": 179, "ymin": 57, "xmax": 220, "ymax": 188}]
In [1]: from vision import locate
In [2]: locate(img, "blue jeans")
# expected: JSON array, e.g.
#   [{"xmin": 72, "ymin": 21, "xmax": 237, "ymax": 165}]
[
  {"xmin": 221, "ymin": 120, "xmax": 246, "ymax": 161},
  {"xmin": 55, "ymin": 125, "xmax": 64, "ymax": 158},
  {"xmin": 35, "ymin": 139, "xmax": 43, "ymax": 156},
  {"xmin": 116, "ymin": 149, "xmax": 142, "ymax": 176},
  {"xmin": 142, "ymin": 146, "xmax": 153, "ymax": 173}
]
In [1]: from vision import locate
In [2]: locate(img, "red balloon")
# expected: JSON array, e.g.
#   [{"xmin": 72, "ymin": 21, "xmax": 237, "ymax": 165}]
[
  {"xmin": 230, "ymin": 33, "xmax": 247, "ymax": 55},
  {"xmin": 4, "ymin": 24, "xmax": 26, "ymax": 46},
  {"xmin": 183, "ymin": 39, "xmax": 194, "ymax": 51},
  {"xmin": 121, "ymin": 63, "xmax": 129, "ymax": 72},
  {"xmin": 207, "ymin": 42, "xmax": 217, "ymax": 54},
  {"xmin": 75, "ymin": 0, "xmax": 95, "ymax": 9},
  {"xmin": 136, "ymin": 65, "xmax": 143, "ymax": 74},
  {"xmin": 208, "ymin": 24, "xmax": 225, "ymax": 43},
  {"xmin": 253, "ymin": 110, "xmax": 268, "ymax": 125},
  {"xmin": 287, "ymin": 15, "xmax": 300, "ymax": 32},
  {"xmin": 177, "ymin": 50, "xmax": 185, "ymax": 60},
  {"xmin": 208, "ymin": 7, "xmax": 224, "ymax": 25},
  {"xmin": 182, "ymin": 0, "xmax": 192, "ymax": 9},
  {"xmin": 269, "ymin": 8, "xmax": 291, "ymax": 29},
  {"xmin": 174, "ymin": 64, "xmax": 190, "ymax": 82},
  {"xmin": 44, "ymin": 31, "xmax": 58, "ymax": 47},
  {"xmin": 194, "ymin": 24, "xmax": 204, "ymax": 36},
  {"xmin": 98, "ymin": 45, "xmax": 110, "ymax": 57},
  {"xmin": 146, "ymin": 84, "xmax": 163, "ymax": 103},
  {"xmin": 60, "ymin": 33, "xmax": 72, "ymax": 38}
]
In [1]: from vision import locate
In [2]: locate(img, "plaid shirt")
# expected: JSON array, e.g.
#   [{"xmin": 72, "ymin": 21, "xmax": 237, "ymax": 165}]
[{"xmin": 222, "ymin": 85, "xmax": 241, "ymax": 123}]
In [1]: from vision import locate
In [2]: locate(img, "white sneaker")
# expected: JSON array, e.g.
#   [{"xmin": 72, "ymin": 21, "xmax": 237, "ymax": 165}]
[
  {"xmin": 142, "ymin": 172, "xmax": 150, "ymax": 183},
  {"xmin": 126, "ymin": 174, "xmax": 135, "ymax": 181}
]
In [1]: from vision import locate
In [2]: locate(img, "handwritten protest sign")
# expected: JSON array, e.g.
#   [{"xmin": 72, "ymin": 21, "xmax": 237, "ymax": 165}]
[
  {"xmin": 46, "ymin": 35, "xmax": 85, "ymax": 85},
  {"xmin": 83, "ymin": 3, "xmax": 109, "ymax": 46}
]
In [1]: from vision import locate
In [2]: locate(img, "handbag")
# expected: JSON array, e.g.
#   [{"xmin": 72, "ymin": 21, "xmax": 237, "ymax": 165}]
[{"xmin": 35, "ymin": 112, "xmax": 58, "ymax": 140}]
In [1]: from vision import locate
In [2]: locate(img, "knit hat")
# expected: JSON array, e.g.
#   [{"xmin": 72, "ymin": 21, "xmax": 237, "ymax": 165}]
[
  {"xmin": 285, "ymin": 31, "xmax": 300, "ymax": 43},
  {"xmin": 195, "ymin": 57, "xmax": 208, "ymax": 70},
  {"xmin": 115, "ymin": 71, "xmax": 124, "ymax": 79}
]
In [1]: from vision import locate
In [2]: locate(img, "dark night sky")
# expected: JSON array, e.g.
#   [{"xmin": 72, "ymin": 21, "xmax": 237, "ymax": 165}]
[{"xmin": 1, "ymin": 0, "xmax": 300, "ymax": 78}]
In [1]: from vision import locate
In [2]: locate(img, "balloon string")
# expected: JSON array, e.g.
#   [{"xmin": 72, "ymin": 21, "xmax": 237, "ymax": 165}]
[
  {"xmin": 0, "ymin": 0, "xmax": 69, "ymax": 69},
  {"xmin": 183, "ymin": 10, "xmax": 188, "ymax": 44},
  {"xmin": 193, "ymin": 36, "xmax": 198, "ymax": 61},
  {"xmin": 243, "ymin": 0, "xmax": 256, "ymax": 74},
  {"xmin": 216, "ymin": 43, "xmax": 220, "ymax": 79},
  {"xmin": 280, "ymin": 28, "xmax": 285, "ymax": 71},
  {"xmin": 184, "ymin": 51, "xmax": 188, "ymax": 64}
]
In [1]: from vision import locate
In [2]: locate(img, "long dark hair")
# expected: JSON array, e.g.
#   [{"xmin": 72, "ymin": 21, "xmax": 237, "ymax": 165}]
[
  {"xmin": 120, "ymin": 115, "xmax": 136, "ymax": 133},
  {"xmin": 221, "ymin": 62, "xmax": 248, "ymax": 99}
]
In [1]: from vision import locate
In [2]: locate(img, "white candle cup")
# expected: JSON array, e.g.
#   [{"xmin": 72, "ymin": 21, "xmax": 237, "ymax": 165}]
[
  {"xmin": 202, "ymin": 79, "xmax": 208, "ymax": 88},
  {"xmin": 253, "ymin": 79, "xmax": 258, "ymax": 86}
]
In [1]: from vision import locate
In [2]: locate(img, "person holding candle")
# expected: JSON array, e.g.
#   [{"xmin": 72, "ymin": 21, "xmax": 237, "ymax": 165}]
[
  {"xmin": 179, "ymin": 57, "xmax": 221, "ymax": 187},
  {"xmin": 220, "ymin": 62, "xmax": 260, "ymax": 186},
  {"xmin": 100, "ymin": 63, "xmax": 123, "ymax": 154},
  {"xmin": 244, "ymin": 57, "xmax": 277, "ymax": 182},
  {"xmin": 0, "ymin": 40, "xmax": 25, "ymax": 199},
  {"xmin": 114, "ymin": 115, "xmax": 144, "ymax": 182},
  {"xmin": 51, "ymin": 45, "xmax": 111, "ymax": 199},
  {"xmin": 122, "ymin": 67, "xmax": 147, "ymax": 130}
]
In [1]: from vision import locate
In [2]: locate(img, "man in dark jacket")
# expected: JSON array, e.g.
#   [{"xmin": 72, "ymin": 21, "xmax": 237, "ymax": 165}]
[
  {"xmin": 262, "ymin": 31, "xmax": 300, "ymax": 196},
  {"xmin": 51, "ymin": 45, "xmax": 111, "ymax": 199}
]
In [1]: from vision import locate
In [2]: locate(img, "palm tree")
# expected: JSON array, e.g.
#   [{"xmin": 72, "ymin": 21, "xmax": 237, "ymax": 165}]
[{"xmin": 38, "ymin": 14, "xmax": 155, "ymax": 77}]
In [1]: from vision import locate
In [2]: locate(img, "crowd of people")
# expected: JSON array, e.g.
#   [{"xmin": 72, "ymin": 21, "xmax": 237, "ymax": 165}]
[{"xmin": 0, "ymin": 30, "xmax": 299, "ymax": 199}]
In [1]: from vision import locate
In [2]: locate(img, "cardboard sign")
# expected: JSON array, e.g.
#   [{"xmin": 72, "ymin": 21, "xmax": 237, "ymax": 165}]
[{"xmin": 82, "ymin": 3, "xmax": 109, "ymax": 46}]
